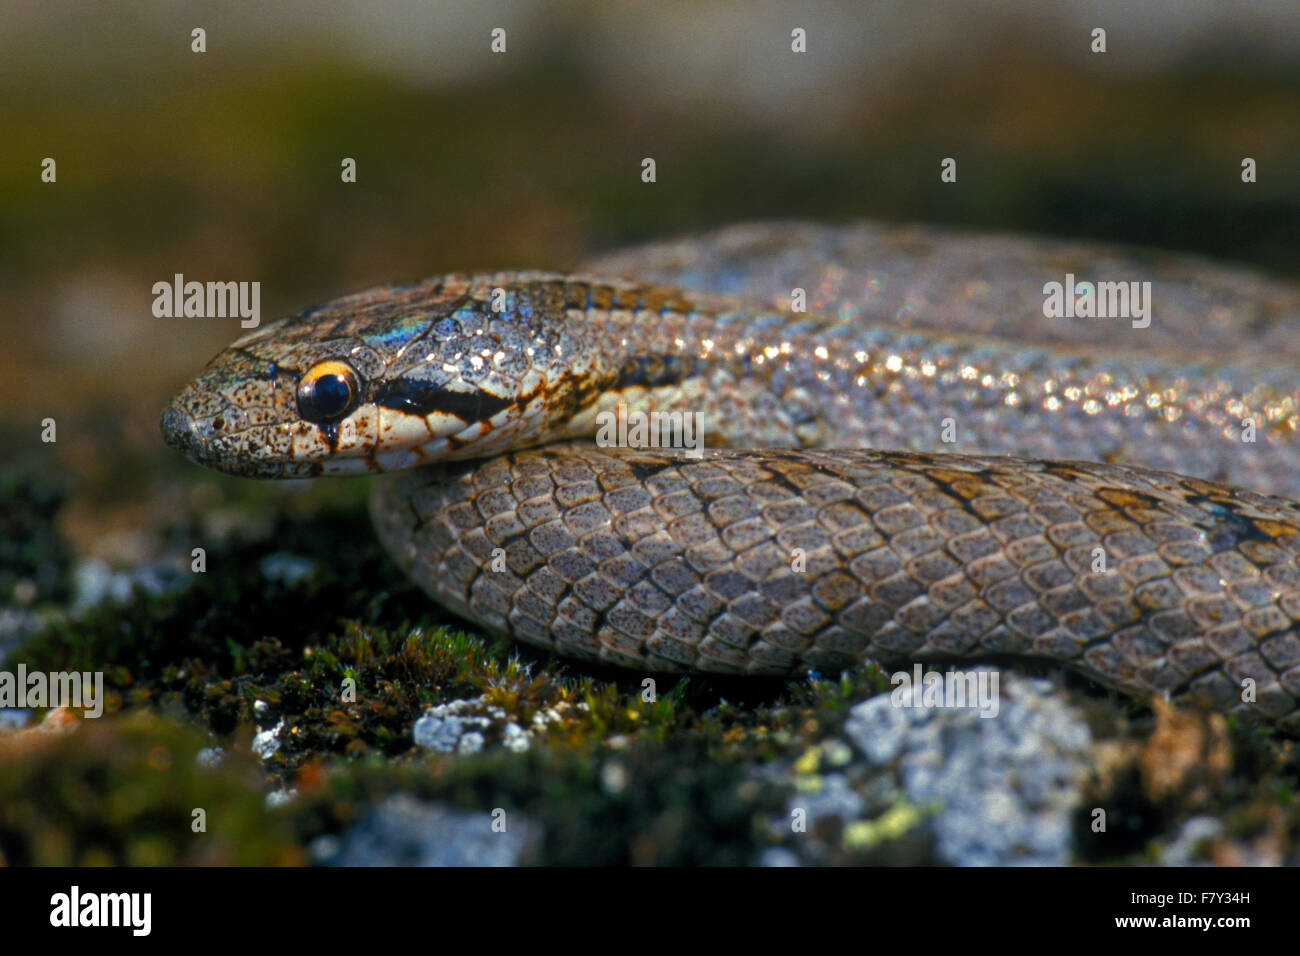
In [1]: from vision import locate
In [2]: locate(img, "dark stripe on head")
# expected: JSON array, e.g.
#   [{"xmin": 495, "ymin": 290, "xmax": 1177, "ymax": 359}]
[{"xmin": 372, "ymin": 379, "xmax": 513, "ymax": 423}]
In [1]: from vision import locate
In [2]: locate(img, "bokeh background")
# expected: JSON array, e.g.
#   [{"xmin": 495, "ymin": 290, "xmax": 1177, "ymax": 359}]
[{"xmin": 6, "ymin": 0, "xmax": 1299, "ymax": 415}]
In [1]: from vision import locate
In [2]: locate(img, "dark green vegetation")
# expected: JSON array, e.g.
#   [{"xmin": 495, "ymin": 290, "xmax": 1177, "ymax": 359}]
[{"xmin": 0, "ymin": 459, "xmax": 73, "ymax": 608}]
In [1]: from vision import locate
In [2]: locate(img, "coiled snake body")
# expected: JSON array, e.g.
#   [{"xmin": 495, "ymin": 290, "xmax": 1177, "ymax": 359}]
[{"xmin": 162, "ymin": 223, "xmax": 1300, "ymax": 732}]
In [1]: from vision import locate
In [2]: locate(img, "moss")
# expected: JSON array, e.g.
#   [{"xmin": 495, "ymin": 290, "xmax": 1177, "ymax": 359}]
[
  {"xmin": 842, "ymin": 802, "xmax": 933, "ymax": 850},
  {"xmin": 0, "ymin": 711, "xmax": 300, "ymax": 865}
]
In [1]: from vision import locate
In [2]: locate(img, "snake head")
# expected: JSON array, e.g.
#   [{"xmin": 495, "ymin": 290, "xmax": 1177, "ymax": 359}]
[{"xmin": 161, "ymin": 272, "xmax": 625, "ymax": 477}]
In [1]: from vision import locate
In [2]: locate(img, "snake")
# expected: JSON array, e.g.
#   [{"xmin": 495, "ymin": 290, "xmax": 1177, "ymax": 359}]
[{"xmin": 161, "ymin": 221, "xmax": 1300, "ymax": 733}]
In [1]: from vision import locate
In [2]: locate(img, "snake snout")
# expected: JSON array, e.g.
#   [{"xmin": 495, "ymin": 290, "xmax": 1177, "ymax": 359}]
[{"xmin": 160, "ymin": 402, "xmax": 206, "ymax": 463}]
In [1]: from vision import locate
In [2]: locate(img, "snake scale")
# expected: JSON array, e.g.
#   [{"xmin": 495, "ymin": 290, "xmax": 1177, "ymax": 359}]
[{"xmin": 162, "ymin": 222, "xmax": 1300, "ymax": 732}]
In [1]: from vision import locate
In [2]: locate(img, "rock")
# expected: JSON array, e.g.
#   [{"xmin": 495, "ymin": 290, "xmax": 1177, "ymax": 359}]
[
  {"xmin": 258, "ymin": 553, "xmax": 316, "ymax": 587},
  {"xmin": 790, "ymin": 772, "xmax": 866, "ymax": 827},
  {"xmin": 412, "ymin": 697, "xmax": 534, "ymax": 755},
  {"xmin": 841, "ymin": 669, "xmax": 1092, "ymax": 866},
  {"xmin": 251, "ymin": 720, "xmax": 283, "ymax": 761},
  {"xmin": 502, "ymin": 721, "xmax": 530, "ymax": 753},
  {"xmin": 195, "ymin": 746, "xmax": 224, "ymax": 769},
  {"xmin": 321, "ymin": 794, "xmax": 540, "ymax": 866}
]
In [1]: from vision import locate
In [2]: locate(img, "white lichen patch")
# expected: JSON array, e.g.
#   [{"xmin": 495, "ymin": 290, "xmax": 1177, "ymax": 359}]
[
  {"xmin": 412, "ymin": 695, "xmax": 537, "ymax": 755},
  {"xmin": 251, "ymin": 720, "xmax": 284, "ymax": 761}
]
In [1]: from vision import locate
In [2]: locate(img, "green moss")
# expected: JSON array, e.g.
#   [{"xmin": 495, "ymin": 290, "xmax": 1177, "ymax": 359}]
[
  {"xmin": 0, "ymin": 712, "xmax": 300, "ymax": 865},
  {"xmin": 842, "ymin": 801, "xmax": 934, "ymax": 850}
]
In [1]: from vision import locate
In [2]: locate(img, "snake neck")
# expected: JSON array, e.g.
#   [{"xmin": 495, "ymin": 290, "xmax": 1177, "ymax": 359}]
[{"xmin": 549, "ymin": 282, "xmax": 1300, "ymax": 502}]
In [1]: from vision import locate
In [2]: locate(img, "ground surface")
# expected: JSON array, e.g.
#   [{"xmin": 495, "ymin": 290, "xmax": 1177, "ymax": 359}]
[{"xmin": 2, "ymin": 438, "xmax": 1297, "ymax": 865}]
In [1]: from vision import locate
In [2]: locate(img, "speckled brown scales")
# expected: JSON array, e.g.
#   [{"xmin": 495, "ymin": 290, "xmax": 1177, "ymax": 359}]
[
  {"xmin": 161, "ymin": 223, "xmax": 1300, "ymax": 730},
  {"xmin": 372, "ymin": 446, "xmax": 1300, "ymax": 731}
]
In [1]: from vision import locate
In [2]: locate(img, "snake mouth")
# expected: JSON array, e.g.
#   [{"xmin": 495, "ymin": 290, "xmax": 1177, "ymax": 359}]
[{"xmin": 160, "ymin": 402, "xmax": 297, "ymax": 478}]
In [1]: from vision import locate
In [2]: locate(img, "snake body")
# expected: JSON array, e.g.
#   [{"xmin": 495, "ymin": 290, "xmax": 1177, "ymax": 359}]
[{"xmin": 162, "ymin": 222, "xmax": 1300, "ymax": 731}]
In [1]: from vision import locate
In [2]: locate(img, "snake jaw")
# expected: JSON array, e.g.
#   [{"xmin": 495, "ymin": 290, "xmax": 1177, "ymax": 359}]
[
  {"xmin": 160, "ymin": 395, "xmax": 296, "ymax": 478},
  {"xmin": 160, "ymin": 347, "xmax": 302, "ymax": 476}
]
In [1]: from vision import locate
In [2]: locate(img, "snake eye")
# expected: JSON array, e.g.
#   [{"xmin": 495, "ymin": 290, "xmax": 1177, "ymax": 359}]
[{"xmin": 297, "ymin": 360, "xmax": 361, "ymax": 423}]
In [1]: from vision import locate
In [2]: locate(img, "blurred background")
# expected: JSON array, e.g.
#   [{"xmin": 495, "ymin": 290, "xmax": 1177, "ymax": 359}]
[{"xmin": 2, "ymin": 0, "xmax": 1298, "ymax": 575}]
